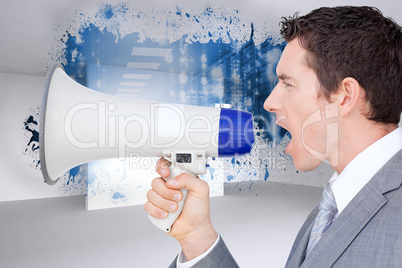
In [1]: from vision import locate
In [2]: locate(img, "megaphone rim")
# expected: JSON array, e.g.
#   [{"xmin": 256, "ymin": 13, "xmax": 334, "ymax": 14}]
[{"xmin": 39, "ymin": 63, "xmax": 63, "ymax": 185}]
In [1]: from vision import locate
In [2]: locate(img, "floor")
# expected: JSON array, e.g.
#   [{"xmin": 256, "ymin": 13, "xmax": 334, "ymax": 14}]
[{"xmin": 0, "ymin": 181, "xmax": 322, "ymax": 268}]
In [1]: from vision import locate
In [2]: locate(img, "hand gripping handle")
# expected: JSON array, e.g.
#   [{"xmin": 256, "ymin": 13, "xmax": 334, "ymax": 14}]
[{"xmin": 148, "ymin": 165, "xmax": 188, "ymax": 232}]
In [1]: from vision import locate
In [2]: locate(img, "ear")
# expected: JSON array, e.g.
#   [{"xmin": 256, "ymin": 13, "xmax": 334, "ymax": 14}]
[{"xmin": 336, "ymin": 77, "xmax": 362, "ymax": 117}]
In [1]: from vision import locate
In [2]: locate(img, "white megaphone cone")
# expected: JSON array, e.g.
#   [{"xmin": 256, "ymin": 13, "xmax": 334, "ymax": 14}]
[{"xmin": 40, "ymin": 64, "xmax": 255, "ymax": 232}]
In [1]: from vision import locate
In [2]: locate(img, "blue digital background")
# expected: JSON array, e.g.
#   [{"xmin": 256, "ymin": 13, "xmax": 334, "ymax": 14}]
[{"xmin": 62, "ymin": 5, "xmax": 287, "ymax": 144}]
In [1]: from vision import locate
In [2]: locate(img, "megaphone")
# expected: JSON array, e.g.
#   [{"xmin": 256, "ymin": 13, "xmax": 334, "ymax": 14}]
[{"xmin": 40, "ymin": 64, "xmax": 254, "ymax": 232}]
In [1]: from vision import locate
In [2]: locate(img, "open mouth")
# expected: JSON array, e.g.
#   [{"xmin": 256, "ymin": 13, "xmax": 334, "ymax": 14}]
[
  {"xmin": 275, "ymin": 115, "xmax": 287, "ymax": 128},
  {"xmin": 275, "ymin": 115, "xmax": 291, "ymax": 138},
  {"xmin": 274, "ymin": 115, "xmax": 293, "ymax": 154}
]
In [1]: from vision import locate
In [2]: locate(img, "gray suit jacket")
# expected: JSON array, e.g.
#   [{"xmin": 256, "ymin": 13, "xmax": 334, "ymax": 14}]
[{"xmin": 169, "ymin": 149, "xmax": 402, "ymax": 267}]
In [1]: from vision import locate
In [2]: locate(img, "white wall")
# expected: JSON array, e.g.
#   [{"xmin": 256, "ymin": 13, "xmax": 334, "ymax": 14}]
[{"xmin": 0, "ymin": 72, "xmax": 74, "ymax": 202}]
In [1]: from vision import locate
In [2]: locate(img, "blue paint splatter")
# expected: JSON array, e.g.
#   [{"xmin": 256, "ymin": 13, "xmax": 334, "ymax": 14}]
[
  {"xmin": 264, "ymin": 167, "xmax": 269, "ymax": 181},
  {"xmin": 208, "ymin": 167, "xmax": 215, "ymax": 180},
  {"xmin": 66, "ymin": 166, "xmax": 80, "ymax": 185},
  {"xmin": 23, "ymin": 107, "xmax": 41, "ymax": 169},
  {"xmin": 227, "ymin": 175, "xmax": 234, "ymax": 182},
  {"xmin": 113, "ymin": 192, "xmax": 125, "ymax": 199},
  {"xmin": 69, "ymin": 166, "xmax": 80, "ymax": 177},
  {"xmin": 23, "ymin": 116, "xmax": 39, "ymax": 153},
  {"xmin": 105, "ymin": 9, "xmax": 113, "ymax": 19}
]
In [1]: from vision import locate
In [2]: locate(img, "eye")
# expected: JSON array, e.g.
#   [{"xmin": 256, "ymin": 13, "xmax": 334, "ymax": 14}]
[{"xmin": 283, "ymin": 81, "xmax": 292, "ymax": 88}]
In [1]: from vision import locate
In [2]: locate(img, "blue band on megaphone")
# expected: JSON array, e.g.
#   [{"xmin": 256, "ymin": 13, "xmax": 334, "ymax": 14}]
[{"xmin": 218, "ymin": 109, "xmax": 255, "ymax": 156}]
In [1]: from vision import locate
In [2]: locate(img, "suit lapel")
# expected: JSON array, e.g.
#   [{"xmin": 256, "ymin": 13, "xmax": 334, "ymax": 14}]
[
  {"xmin": 302, "ymin": 149, "xmax": 402, "ymax": 267},
  {"xmin": 301, "ymin": 184, "xmax": 387, "ymax": 267},
  {"xmin": 286, "ymin": 208, "xmax": 318, "ymax": 267}
]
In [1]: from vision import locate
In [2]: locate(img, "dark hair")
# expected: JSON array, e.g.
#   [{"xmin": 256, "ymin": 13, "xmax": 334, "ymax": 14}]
[{"xmin": 280, "ymin": 6, "xmax": 402, "ymax": 125}]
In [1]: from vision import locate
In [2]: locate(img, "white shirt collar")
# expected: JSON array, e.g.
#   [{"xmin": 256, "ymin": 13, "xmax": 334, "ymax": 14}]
[{"xmin": 330, "ymin": 127, "xmax": 402, "ymax": 216}]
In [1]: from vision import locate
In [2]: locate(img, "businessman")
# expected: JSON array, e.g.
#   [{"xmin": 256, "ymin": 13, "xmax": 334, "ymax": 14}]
[{"xmin": 144, "ymin": 6, "xmax": 402, "ymax": 267}]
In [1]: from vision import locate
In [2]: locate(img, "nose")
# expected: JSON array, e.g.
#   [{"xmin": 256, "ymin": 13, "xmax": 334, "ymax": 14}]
[{"xmin": 263, "ymin": 84, "xmax": 280, "ymax": 113}]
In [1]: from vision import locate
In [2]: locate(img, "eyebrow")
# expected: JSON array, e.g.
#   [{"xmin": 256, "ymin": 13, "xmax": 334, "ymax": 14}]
[{"xmin": 277, "ymin": 73, "xmax": 292, "ymax": 81}]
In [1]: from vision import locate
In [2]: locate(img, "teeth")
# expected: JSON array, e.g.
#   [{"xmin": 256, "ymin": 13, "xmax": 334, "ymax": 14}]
[{"xmin": 275, "ymin": 115, "xmax": 286, "ymax": 126}]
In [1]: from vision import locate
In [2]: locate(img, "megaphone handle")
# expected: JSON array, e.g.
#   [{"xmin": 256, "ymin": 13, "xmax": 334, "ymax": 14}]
[{"xmin": 148, "ymin": 165, "xmax": 188, "ymax": 233}]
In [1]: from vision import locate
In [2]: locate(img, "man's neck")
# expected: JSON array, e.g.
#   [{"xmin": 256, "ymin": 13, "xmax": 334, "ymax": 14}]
[{"xmin": 332, "ymin": 122, "xmax": 397, "ymax": 174}]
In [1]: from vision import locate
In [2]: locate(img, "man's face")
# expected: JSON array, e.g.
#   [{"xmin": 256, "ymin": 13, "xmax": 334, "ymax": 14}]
[{"xmin": 264, "ymin": 39, "xmax": 337, "ymax": 171}]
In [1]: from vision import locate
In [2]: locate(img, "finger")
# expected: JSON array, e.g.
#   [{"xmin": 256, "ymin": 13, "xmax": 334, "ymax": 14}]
[
  {"xmin": 151, "ymin": 177, "xmax": 183, "ymax": 201},
  {"xmin": 166, "ymin": 173, "xmax": 209, "ymax": 195},
  {"xmin": 146, "ymin": 189, "xmax": 178, "ymax": 213},
  {"xmin": 144, "ymin": 201, "xmax": 168, "ymax": 219},
  {"xmin": 156, "ymin": 158, "xmax": 171, "ymax": 178}
]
